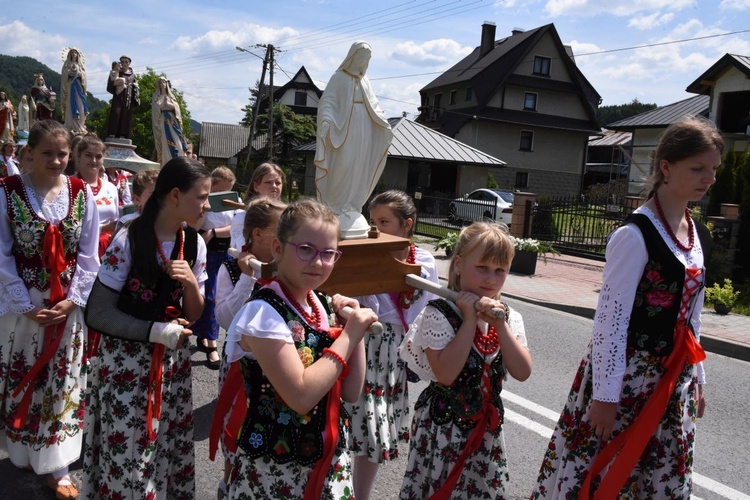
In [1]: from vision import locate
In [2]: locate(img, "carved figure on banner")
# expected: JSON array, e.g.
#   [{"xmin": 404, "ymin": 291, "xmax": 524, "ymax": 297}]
[
  {"xmin": 314, "ymin": 41, "xmax": 393, "ymax": 239},
  {"xmin": 60, "ymin": 47, "xmax": 90, "ymax": 135},
  {"xmin": 152, "ymin": 76, "xmax": 188, "ymax": 165}
]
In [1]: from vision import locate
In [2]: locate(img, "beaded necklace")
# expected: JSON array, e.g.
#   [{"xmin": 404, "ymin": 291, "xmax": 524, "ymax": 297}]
[
  {"xmin": 77, "ymin": 172, "xmax": 102, "ymax": 196},
  {"xmin": 474, "ymin": 324, "xmax": 500, "ymax": 355},
  {"xmin": 276, "ymin": 278, "xmax": 321, "ymax": 329},
  {"xmin": 156, "ymin": 226, "xmax": 185, "ymax": 266},
  {"xmin": 653, "ymin": 192, "xmax": 694, "ymax": 252},
  {"xmin": 398, "ymin": 244, "xmax": 418, "ymax": 309}
]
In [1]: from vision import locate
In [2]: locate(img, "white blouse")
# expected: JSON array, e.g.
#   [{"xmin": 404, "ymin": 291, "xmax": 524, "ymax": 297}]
[
  {"xmin": 91, "ymin": 178, "xmax": 120, "ymax": 226},
  {"xmin": 225, "ymin": 280, "xmax": 332, "ymax": 364},
  {"xmin": 202, "ymin": 209, "xmax": 236, "ymax": 232},
  {"xmin": 0, "ymin": 175, "xmax": 100, "ymax": 314},
  {"xmin": 97, "ymin": 226, "xmax": 208, "ymax": 340},
  {"xmin": 215, "ymin": 263, "xmax": 258, "ymax": 330},
  {"xmin": 399, "ymin": 300, "xmax": 528, "ymax": 382},
  {"xmin": 356, "ymin": 247, "xmax": 439, "ymax": 326},
  {"xmin": 591, "ymin": 206, "xmax": 706, "ymax": 403}
]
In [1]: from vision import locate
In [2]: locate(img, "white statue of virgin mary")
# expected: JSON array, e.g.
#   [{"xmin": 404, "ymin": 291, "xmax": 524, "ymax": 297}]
[{"xmin": 314, "ymin": 41, "xmax": 393, "ymax": 239}]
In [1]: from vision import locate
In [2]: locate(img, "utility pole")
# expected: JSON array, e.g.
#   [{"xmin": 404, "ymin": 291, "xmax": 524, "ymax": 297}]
[{"xmin": 268, "ymin": 44, "xmax": 275, "ymax": 162}]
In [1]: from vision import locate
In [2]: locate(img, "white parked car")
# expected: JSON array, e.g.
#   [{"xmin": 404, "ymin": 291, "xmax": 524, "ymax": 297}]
[{"xmin": 448, "ymin": 189, "xmax": 514, "ymax": 225}]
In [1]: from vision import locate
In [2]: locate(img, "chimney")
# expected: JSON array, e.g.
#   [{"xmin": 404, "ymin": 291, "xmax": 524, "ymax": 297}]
[
  {"xmin": 480, "ymin": 21, "xmax": 496, "ymax": 57},
  {"xmin": 511, "ymin": 27, "xmax": 525, "ymax": 36}
]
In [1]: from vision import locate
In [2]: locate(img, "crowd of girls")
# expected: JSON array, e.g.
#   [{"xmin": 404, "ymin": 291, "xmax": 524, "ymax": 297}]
[{"xmin": 0, "ymin": 115, "xmax": 720, "ymax": 499}]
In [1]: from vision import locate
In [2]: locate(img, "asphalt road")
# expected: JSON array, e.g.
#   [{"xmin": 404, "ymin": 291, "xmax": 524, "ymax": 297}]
[{"xmin": 2, "ymin": 299, "xmax": 749, "ymax": 499}]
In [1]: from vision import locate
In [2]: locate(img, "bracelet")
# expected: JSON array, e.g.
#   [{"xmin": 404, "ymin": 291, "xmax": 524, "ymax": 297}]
[{"xmin": 322, "ymin": 348, "xmax": 349, "ymax": 378}]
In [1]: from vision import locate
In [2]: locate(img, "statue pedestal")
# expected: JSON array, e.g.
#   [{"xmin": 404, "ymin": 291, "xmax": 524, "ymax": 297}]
[
  {"xmin": 318, "ymin": 232, "xmax": 421, "ymax": 297},
  {"xmin": 337, "ymin": 210, "xmax": 371, "ymax": 240},
  {"xmin": 103, "ymin": 137, "xmax": 160, "ymax": 173}
]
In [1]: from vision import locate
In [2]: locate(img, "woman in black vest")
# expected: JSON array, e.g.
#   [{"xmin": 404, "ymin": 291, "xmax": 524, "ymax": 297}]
[
  {"xmin": 533, "ymin": 117, "xmax": 723, "ymax": 499},
  {"xmin": 82, "ymin": 157, "xmax": 211, "ymax": 499}
]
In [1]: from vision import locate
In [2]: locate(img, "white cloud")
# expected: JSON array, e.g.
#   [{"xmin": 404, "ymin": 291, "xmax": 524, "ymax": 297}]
[
  {"xmin": 389, "ymin": 39, "xmax": 473, "ymax": 67},
  {"xmin": 719, "ymin": 0, "xmax": 750, "ymax": 8},
  {"xmin": 545, "ymin": 0, "xmax": 695, "ymax": 17},
  {"xmin": 0, "ymin": 20, "xmax": 66, "ymax": 65},
  {"xmin": 171, "ymin": 24, "xmax": 298, "ymax": 53},
  {"xmin": 628, "ymin": 12, "xmax": 675, "ymax": 30}
]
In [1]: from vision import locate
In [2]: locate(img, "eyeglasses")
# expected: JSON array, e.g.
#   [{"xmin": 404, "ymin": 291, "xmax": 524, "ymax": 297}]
[{"xmin": 285, "ymin": 241, "xmax": 342, "ymax": 264}]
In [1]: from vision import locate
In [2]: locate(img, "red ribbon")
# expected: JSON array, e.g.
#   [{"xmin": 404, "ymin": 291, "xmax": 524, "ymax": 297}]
[
  {"xmin": 429, "ymin": 365, "xmax": 500, "ymax": 500},
  {"xmin": 11, "ymin": 225, "xmax": 68, "ymax": 429},
  {"xmin": 145, "ymin": 306, "xmax": 183, "ymax": 441},
  {"xmin": 579, "ymin": 323, "xmax": 706, "ymax": 499},
  {"xmin": 209, "ymin": 361, "xmax": 248, "ymax": 461},
  {"xmin": 304, "ymin": 380, "xmax": 342, "ymax": 500}
]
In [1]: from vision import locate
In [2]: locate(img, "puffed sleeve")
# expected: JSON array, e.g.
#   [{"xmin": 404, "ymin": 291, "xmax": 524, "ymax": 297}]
[
  {"xmin": 0, "ymin": 186, "xmax": 33, "ymax": 315},
  {"xmin": 68, "ymin": 184, "xmax": 101, "ymax": 307},
  {"xmin": 398, "ymin": 303, "xmax": 457, "ymax": 382},
  {"xmin": 215, "ymin": 263, "xmax": 257, "ymax": 330},
  {"xmin": 224, "ymin": 298, "xmax": 292, "ymax": 363},
  {"xmin": 194, "ymin": 235, "xmax": 208, "ymax": 297},
  {"xmin": 592, "ymin": 224, "xmax": 648, "ymax": 403}
]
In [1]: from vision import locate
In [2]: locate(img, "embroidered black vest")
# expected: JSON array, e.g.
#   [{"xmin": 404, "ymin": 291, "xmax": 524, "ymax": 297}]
[
  {"xmin": 115, "ymin": 227, "xmax": 199, "ymax": 324},
  {"xmin": 626, "ymin": 214, "xmax": 703, "ymax": 356},
  {"xmin": 415, "ymin": 299, "xmax": 506, "ymax": 432},
  {"xmin": 222, "ymin": 258, "xmax": 242, "ymax": 287},
  {"xmin": 237, "ymin": 287, "xmax": 348, "ymax": 466}
]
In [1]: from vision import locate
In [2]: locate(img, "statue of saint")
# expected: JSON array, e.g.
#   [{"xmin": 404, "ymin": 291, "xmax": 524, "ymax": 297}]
[
  {"xmin": 0, "ymin": 91, "xmax": 15, "ymax": 142},
  {"xmin": 29, "ymin": 73, "xmax": 56, "ymax": 121},
  {"xmin": 60, "ymin": 47, "xmax": 90, "ymax": 135},
  {"xmin": 17, "ymin": 96, "xmax": 30, "ymax": 135},
  {"xmin": 151, "ymin": 76, "xmax": 188, "ymax": 165},
  {"xmin": 314, "ymin": 41, "xmax": 393, "ymax": 238},
  {"xmin": 107, "ymin": 55, "xmax": 139, "ymax": 138}
]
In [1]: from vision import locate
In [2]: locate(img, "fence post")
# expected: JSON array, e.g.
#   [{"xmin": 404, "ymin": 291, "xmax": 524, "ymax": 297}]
[
  {"xmin": 510, "ymin": 192, "xmax": 536, "ymax": 238},
  {"xmin": 623, "ymin": 195, "xmax": 645, "ymax": 215}
]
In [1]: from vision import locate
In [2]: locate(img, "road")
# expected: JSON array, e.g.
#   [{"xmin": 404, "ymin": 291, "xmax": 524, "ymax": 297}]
[{"xmin": 2, "ymin": 299, "xmax": 749, "ymax": 499}]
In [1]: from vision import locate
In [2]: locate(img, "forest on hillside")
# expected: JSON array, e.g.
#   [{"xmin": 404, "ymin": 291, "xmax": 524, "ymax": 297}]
[
  {"xmin": 0, "ymin": 54, "xmax": 107, "ymax": 121},
  {"xmin": 596, "ymin": 98, "xmax": 658, "ymax": 127}
]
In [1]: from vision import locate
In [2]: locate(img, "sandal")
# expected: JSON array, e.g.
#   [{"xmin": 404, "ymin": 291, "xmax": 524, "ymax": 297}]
[
  {"xmin": 207, "ymin": 347, "xmax": 221, "ymax": 370},
  {"xmin": 47, "ymin": 474, "xmax": 79, "ymax": 500},
  {"xmin": 196, "ymin": 338, "xmax": 210, "ymax": 353}
]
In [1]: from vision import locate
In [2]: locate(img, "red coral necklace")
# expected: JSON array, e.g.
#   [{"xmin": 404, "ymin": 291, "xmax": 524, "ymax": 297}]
[
  {"xmin": 398, "ymin": 244, "xmax": 417, "ymax": 309},
  {"xmin": 78, "ymin": 173, "xmax": 102, "ymax": 195},
  {"xmin": 277, "ymin": 278, "xmax": 321, "ymax": 329},
  {"xmin": 474, "ymin": 325, "xmax": 499, "ymax": 355},
  {"xmin": 653, "ymin": 192, "xmax": 694, "ymax": 252},
  {"xmin": 156, "ymin": 226, "xmax": 185, "ymax": 267}
]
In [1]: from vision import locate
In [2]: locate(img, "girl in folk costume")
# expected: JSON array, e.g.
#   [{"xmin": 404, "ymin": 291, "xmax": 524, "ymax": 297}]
[
  {"xmin": 229, "ymin": 162, "xmax": 285, "ymax": 250},
  {"xmin": 224, "ymin": 198, "xmax": 376, "ymax": 499},
  {"xmin": 195, "ymin": 166, "xmax": 237, "ymax": 369},
  {"xmin": 210, "ymin": 196, "xmax": 286, "ymax": 499},
  {"xmin": 1, "ymin": 140, "xmax": 20, "ymax": 177},
  {"xmin": 347, "ymin": 190, "xmax": 439, "ymax": 499},
  {"xmin": 531, "ymin": 117, "xmax": 721, "ymax": 499},
  {"xmin": 0, "ymin": 120, "xmax": 100, "ymax": 500},
  {"xmin": 399, "ymin": 222, "xmax": 532, "ymax": 499},
  {"xmin": 82, "ymin": 157, "xmax": 210, "ymax": 500},
  {"xmin": 106, "ymin": 167, "xmax": 132, "ymax": 206},
  {"xmin": 73, "ymin": 135, "xmax": 119, "ymax": 257}
]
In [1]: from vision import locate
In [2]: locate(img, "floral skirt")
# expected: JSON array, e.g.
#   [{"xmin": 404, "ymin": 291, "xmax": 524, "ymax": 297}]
[
  {"xmin": 532, "ymin": 343, "xmax": 699, "ymax": 499},
  {"xmin": 193, "ymin": 249, "xmax": 229, "ymax": 342},
  {"xmin": 399, "ymin": 403, "xmax": 509, "ymax": 499},
  {"xmin": 0, "ymin": 298, "xmax": 87, "ymax": 474},
  {"xmin": 218, "ymin": 344, "xmax": 238, "ymax": 464},
  {"xmin": 344, "ymin": 321, "xmax": 409, "ymax": 463},
  {"xmin": 227, "ymin": 425, "xmax": 353, "ymax": 499},
  {"xmin": 82, "ymin": 335, "xmax": 195, "ymax": 500}
]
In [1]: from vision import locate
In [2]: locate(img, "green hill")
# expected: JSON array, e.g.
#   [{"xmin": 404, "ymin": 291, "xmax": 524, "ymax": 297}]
[{"xmin": 0, "ymin": 54, "xmax": 108, "ymax": 121}]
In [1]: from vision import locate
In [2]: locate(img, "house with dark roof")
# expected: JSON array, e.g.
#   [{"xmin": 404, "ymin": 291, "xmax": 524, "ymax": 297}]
[
  {"xmin": 607, "ymin": 96, "xmax": 709, "ymax": 195},
  {"xmin": 298, "ymin": 116, "xmax": 505, "ymax": 197},
  {"xmin": 416, "ymin": 22, "xmax": 601, "ymax": 197},
  {"xmin": 607, "ymin": 53, "xmax": 750, "ymax": 195},
  {"xmin": 198, "ymin": 121, "xmax": 266, "ymax": 169},
  {"xmin": 258, "ymin": 66, "xmax": 323, "ymax": 117}
]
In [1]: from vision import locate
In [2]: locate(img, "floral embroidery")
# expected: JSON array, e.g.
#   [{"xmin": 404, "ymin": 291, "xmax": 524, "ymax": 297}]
[
  {"xmin": 102, "ymin": 246, "xmax": 123, "ymax": 271},
  {"xmin": 634, "ymin": 260, "xmax": 679, "ymax": 317},
  {"xmin": 277, "ymin": 412, "xmax": 291, "ymax": 425},
  {"xmin": 297, "ymin": 346, "xmax": 314, "ymax": 367},
  {"xmin": 289, "ymin": 320, "xmax": 305, "ymax": 342},
  {"xmin": 248, "ymin": 433, "xmax": 263, "ymax": 448},
  {"xmin": 306, "ymin": 332, "xmax": 319, "ymax": 347}
]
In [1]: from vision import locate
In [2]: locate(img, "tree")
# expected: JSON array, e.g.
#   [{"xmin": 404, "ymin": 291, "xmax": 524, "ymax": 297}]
[
  {"xmin": 597, "ymin": 98, "xmax": 658, "ymax": 127},
  {"xmin": 89, "ymin": 68, "xmax": 191, "ymax": 161},
  {"xmin": 240, "ymin": 79, "xmax": 265, "ymax": 127},
  {"xmin": 708, "ymin": 150, "xmax": 737, "ymax": 215}
]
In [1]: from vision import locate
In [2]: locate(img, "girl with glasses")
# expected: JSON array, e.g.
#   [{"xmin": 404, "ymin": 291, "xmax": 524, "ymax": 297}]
[{"xmin": 224, "ymin": 197, "xmax": 377, "ymax": 499}]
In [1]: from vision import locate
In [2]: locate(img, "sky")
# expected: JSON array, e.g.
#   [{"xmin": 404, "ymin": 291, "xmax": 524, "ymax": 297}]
[{"xmin": 2, "ymin": 0, "xmax": 750, "ymax": 127}]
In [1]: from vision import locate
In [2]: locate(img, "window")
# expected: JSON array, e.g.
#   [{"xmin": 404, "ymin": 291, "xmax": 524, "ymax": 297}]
[
  {"xmin": 294, "ymin": 91, "xmax": 307, "ymax": 106},
  {"xmin": 449, "ymin": 90, "xmax": 457, "ymax": 105},
  {"xmin": 515, "ymin": 172, "xmax": 529, "ymax": 189},
  {"xmin": 524, "ymin": 92, "xmax": 537, "ymax": 111},
  {"xmin": 520, "ymin": 130, "xmax": 534, "ymax": 151},
  {"xmin": 434, "ymin": 93, "xmax": 443, "ymax": 109},
  {"xmin": 533, "ymin": 56, "xmax": 551, "ymax": 76},
  {"xmin": 465, "ymin": 87, "xmax": 473, "ymax": 101}
]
